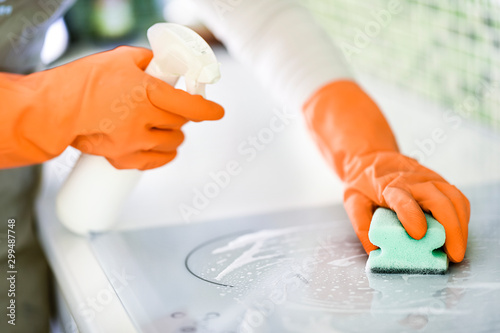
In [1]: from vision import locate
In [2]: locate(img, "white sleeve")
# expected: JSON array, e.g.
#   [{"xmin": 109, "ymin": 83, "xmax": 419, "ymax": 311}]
[{"xmin": 191, "ymin": 0, "xmax": 353, "ymax": 109}]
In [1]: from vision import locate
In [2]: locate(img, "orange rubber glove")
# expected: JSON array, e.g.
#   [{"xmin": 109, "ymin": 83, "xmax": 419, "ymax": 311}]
[
  {"xmin": 303, "ymin": 80, "xmax": 470, "ymax": 263},
  {"xmin": 0, "ymin": 46, "xmax": 224, "ymax": 170}
]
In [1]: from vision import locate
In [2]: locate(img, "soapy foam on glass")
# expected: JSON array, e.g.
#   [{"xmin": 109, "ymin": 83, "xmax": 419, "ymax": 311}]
[
  {"xmin": 186, "ymin": 222, "xmax": 375, "ymax": 312},
  {"xmin": 211, "ymin": 227, "xmax": 304, "ymax": 281}
]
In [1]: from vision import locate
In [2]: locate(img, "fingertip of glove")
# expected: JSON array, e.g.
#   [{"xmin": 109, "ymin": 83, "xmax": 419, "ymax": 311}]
[
  {"xmin": 178, "ymin": 93, "xmax": 225, "ymax": 122},
  {"xmin": 106, "ymin": 151, "xmax": 177, "ymax": 171},
  {"xmin": 362, "ymin": 239, "xmax": 378, "ymax": 255},
  {"xmin": 444, "ymin": 244, "xmax": 465, "ymax": 263},
  {"xmin": 205, "ymin": 100, "xmax": 225, "ymax": 121},
  {"xmin": 393, "ymin": 203, "xmax": 427, "ymax": 240},
  {"xmin": 136, "ymin": 151, "xmax": 178, "ymax": 170},
  {"xmin": 384, "ymin": 187, "xmax": 428, "ymax": 240},
  {"xmin": 114, "ymin": 45, "xmax": 153, "ymax": 69},
  {"xmin": 404, "ymin": 212, "xmax": 428, "ymax": 240},
  {"xmin": 147, "ymin": 83, "xmax": 225, "ymax": 121},
  {"xmin": 106, "ymin": 157, "xmax": 129, "ymax": 170}
]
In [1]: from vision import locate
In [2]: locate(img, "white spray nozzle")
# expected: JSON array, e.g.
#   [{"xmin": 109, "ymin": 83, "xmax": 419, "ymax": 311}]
[{"xmin": 146, "ymin": 23, "xmax": 221, "ymax": 96}]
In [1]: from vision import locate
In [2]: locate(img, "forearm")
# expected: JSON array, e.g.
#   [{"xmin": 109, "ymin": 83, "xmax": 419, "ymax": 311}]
[
  {"xmin": 192, "ymin": 0, "xmax": 353, "ymax": 108},
  {"xmin": 303, "ymin": 81, "xmax": 399, "ymax": 181}
]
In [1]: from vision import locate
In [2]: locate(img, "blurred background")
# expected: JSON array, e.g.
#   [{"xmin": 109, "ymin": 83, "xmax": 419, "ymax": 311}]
[
  {"xmin": 45, "ymin": 0, "xmax": 499, "ymax": 132},
  {"xmin": 304, "ymin": 0, "xmax": 500, "ymax": 131}
]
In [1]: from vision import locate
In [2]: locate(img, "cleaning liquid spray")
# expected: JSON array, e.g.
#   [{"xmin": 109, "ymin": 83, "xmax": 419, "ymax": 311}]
[{"xmin": 56, "ymin": 23, "xmax": 221, "ymax": 234}]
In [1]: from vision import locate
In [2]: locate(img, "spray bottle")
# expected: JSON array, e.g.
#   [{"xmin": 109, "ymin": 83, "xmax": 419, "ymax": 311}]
[{"xmin": 56, "ymin": 23, "xmax": 221, "ymax": 234}]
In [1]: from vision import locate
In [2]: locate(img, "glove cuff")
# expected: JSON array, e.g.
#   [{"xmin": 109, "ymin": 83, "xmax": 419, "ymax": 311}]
[{"xmin": 302, "ymin": 80, "xmax": 399, "ymax": 181}]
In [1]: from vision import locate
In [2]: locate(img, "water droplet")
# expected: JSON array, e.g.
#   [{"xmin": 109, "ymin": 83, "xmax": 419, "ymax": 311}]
[
  {"xmin": 204, "ymin": 312, "xmax": 220, "ymax": 320},
  {"xmin": 171, "ymin": 312, "xmax": 185, "ymax": 319}
]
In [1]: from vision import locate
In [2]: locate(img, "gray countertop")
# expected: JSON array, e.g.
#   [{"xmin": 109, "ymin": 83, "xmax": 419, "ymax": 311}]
[{"xmin": 89, "ymin": 182, "xmax": 500, "ymax": 332}]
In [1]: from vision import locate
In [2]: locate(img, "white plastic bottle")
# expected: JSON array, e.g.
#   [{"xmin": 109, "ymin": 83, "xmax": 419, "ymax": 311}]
[{"xmin": 56, "ymin": 23, "xmax": 221, "ymax": 234}]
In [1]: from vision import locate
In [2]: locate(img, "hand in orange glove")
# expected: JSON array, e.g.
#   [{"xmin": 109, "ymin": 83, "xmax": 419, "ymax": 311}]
[
  {"xmin": 303, "ymin": 80, "xmax": 470, "ymax": 263},
  {"xmin": 0, "ymin": 46, "xmax": 224, "ymax": 170}
]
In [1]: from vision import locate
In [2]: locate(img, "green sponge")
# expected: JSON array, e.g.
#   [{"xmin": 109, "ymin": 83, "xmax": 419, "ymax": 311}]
[{"xmin": 366, "ymin": 208, "xmax": 448, "ymax": 274}]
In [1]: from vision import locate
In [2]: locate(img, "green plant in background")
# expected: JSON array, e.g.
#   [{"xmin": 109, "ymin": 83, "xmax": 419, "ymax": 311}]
[
  {"xmin": 91, "ymin": 0, "xmax": 136, "ymax": 39},
  {"xmin": 301, "ymin": 0, "xmax": 500, "ymax": 130},
  {"xmin": 65, "ymin": 0, "xmax": 164, "ymax": 44}
]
